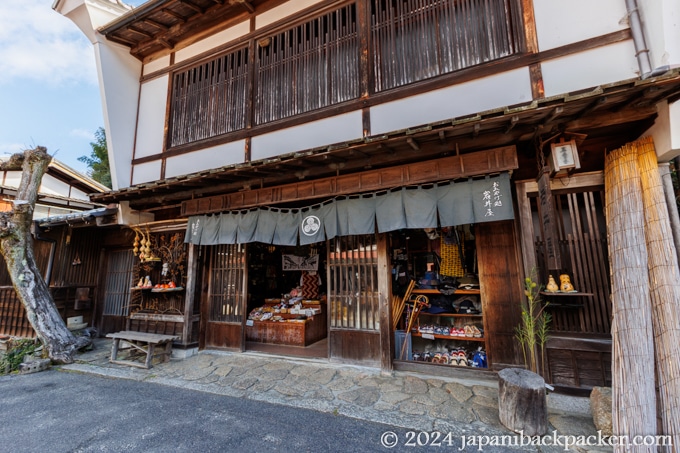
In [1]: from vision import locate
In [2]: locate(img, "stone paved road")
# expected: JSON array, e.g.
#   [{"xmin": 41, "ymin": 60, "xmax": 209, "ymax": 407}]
[{"xmin": 48, "ymin": 339, "xmax": 607, "ymax": 452}]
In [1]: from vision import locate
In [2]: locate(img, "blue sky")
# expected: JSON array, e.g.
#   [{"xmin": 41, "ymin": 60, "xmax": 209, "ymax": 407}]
[{"xmin": 0, "ymin": 0, "xmax": 145, "ymax": 175}]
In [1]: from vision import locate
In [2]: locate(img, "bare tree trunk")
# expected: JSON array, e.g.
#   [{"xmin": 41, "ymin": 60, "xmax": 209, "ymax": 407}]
[{"xmin": 0, "ymin": 147, "xmax": 90, "ymax": 363}]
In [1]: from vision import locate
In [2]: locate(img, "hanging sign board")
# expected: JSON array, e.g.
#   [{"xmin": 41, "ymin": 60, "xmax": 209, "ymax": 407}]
[
  {"xmin": 537, "ymin": 167, "xmax": 562, "ymax": 270},
  {"xmin": 282, "ymin": 254, "xmax": 319, "ymax": 271}
]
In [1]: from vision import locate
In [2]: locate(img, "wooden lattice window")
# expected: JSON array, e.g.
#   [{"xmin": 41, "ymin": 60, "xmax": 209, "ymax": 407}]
[
  {"xmin": 328, "ymin": 235, "xmax": 380, "ymax": 330},
  {"xmin": 371, "ymin": 0, "xmax": 526, "ymax": 91},
  {"xmin": 207, "ymin": 243, "xmax": 245, "ymax": 323},
  {"xmin": 169, "ymin": 47, "xmax": 249, "ymax": 147},
  {"xmin": 102, "ymin": 250, "xmax": 135, "ymax": 317},
  {"xmin": 255, "ymin": 4, "xmax": 360, "ymax": 125}
]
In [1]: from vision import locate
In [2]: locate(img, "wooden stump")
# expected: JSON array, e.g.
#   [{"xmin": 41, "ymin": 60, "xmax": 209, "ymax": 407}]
[{"xmin": 498, "ymin": 368, "xmax": 548, "ymax": 436}]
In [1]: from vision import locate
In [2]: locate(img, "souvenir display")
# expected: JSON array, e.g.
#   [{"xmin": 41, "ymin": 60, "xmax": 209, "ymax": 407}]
[{"xmin": 545, "ymin": 275, "xmax": 559, "ymax": 292}]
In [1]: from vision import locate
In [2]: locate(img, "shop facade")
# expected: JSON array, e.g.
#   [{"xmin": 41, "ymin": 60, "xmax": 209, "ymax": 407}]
[{"xmin": 55, "ymin": 0, "xmax": 680, "ymax": 392}]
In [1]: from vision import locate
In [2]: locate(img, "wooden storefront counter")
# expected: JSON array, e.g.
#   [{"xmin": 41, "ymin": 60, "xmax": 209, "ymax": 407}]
[{"xmin": 246, "ymin": 315, "xmax": 326, "ymax": 346}]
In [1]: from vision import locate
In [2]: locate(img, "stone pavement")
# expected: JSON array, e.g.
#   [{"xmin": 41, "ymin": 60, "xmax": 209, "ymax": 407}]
[{"xmin": 60, "ymin": 339, "xmax": 606, "ymax": 452}]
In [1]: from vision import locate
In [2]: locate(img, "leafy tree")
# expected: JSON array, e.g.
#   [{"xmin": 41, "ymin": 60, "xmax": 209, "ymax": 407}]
[
  {"xmin": 0, "ymin": 147, "xmax": 91, "ymax": 363},
  {"xmin": 78, "ymin": 127, "xmax": 112, "ymax": 188}
]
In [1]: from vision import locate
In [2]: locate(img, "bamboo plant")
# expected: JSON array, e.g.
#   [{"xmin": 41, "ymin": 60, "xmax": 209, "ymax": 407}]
[{"xmin": 515, "ymin": 269, "xmax": 551, "ymax": 376}]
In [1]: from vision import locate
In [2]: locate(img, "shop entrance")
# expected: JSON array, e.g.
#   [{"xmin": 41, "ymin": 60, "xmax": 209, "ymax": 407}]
[{"xmin": 245, "ymin": 243, "xmax": 328, "ymax": 358}]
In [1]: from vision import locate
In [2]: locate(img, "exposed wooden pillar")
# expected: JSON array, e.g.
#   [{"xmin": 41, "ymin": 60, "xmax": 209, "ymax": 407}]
[
  {"xmin": 182, "ymin": 243, "xmax": 198, "ymax": 346},
  {"xmin": 377, "ymin": 232, "xmax": 392, "ymax": 372},
  {"xmin": 515, "ymin": 181, "xmax": 536, "ymax": 281}
]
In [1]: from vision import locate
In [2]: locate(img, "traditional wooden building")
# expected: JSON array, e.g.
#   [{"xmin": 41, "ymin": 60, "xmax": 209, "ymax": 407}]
[
  {"xmin": 0, "ymin": 159, "xmax": 111, "ymax": 338},
  {"xmin": 55, "ymin": 0, "xmax": 680, "ymax": 392}
]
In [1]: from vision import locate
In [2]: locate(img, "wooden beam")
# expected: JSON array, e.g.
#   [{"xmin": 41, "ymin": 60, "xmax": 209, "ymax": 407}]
[
  {"xmin": 180, "ymin": 145, "xmax": 518, "ymax": 215},
  {"xmin": 162, "ymin": 8, "xmax": 187, "ymax": 23},
  {"xmin": 143, "ymin": 18, "xmax": 169, "ymax": 30},
  {"xmin": 127, "ymin": 25, "xmax": 155, "ymax": 39},
  {"xmin": 406, "ymin": 138, "xmax": 419, "ymax": 151},
  {"xmin": 563, "ymin": 105, "xmax": 658, "ymax": 131},
  {"xmin": 504, "ymin": 115, "xmax": 520, "ymax": 134},
  {"xmin": 178, "ymin": 0, "xmax": 204, "ymax": 14},
  {"xmin": 238, "ymin": 0, "xmax": 255, "ymax": 13}
]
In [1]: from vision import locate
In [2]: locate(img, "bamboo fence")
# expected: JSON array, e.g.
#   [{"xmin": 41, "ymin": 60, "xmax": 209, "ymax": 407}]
[
  {"xmin": 636, "ymin": 136, "xmax": 680, "ymax": 450},
  {"xmin": 604, "ymin": 141, "xmax": 657, "ymax": 451}
]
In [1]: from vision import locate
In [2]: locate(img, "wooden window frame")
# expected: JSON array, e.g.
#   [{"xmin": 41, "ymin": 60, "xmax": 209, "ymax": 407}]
[{"xmin": 164, "ymin": 0, "xmax": 526, "ymax": 151}]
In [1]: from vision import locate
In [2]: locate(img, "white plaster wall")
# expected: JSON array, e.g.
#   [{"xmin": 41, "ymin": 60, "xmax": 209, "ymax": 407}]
[
  {"xmin": 143, "ymin": 55, "xmax": 171, "ymax": 76},
  {"xmin": 2, "ymin": 173, "xmax": 21, "ymax": 188},
  {"xmin": 175, "ymin": 21, "xmax": 250, "ymax": 63},
  {"xmin": 533, "ymin": 0, "xmax": 628, "ymax": 51},
  {"xmin": 39, "ymin": 175, "xmax": 71, "ymax": 198},
  {"xmin": 95, "ymin": 39, "xmax": 142, "ymax": 190},
  {"xmin": 646, "ymin": 100, "xmax": 680, "ymax": 162},
  {"xmin": 135, "ymin": 76, "xmax": 169, "ymax": 158},
  {"xmin": 165, "ymin": 140, "xmax": 246, "ymax": 178},
  {"xmin": 256, "ymin": 0, "xmax": 324, "ymax": 29},
  {"xmin": 69, "ymin": 188, "xmax": 90, "ymax": 201},
  {"xmin": 639, "ymin": 0, "xmax": 680, "ymax": 70},
  {"xmin": 132, "ymin": 161, "xmax": 162, "ymax": 185},
  {"xmin": 541, "ymin": 41, "xmax": 638, "ymax": 97},
  {"xmin": 251, "ymin": 112, "xmax": 362, "ymax": 161},
  {"xmin": 370, "ymin": 68, "xmax": 532, "ymax": 136}
]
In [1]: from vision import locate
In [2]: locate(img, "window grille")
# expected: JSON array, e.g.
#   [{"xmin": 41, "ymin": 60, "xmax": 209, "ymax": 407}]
[
  {"xmin": 255, "ymin": 4, "xmax": 360, "ymax": 125},
  {"xmin": 371, "ymin": 0, "xmax": 525, "ymax": 91},
  {"xmin": 102, "ymin": 250, "xmax": 135, "ymax": 317},
  {"xmin": 207, "ymin": 243, "xmax": 245, "ymax": 322},
  {"xmin": 329, "ymin": 235, "xmax": 380, "ymax": 330},
  {"xmin": 169, "ymin": 47, "xmax": 249, "ymax": 147}
]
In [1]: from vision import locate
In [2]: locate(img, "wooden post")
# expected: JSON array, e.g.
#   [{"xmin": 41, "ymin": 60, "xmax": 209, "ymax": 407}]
[
  {"xmin": 377, "ymin": 233, "xmax": 392, "ymax": 372},
  {"xmin": 182, "ymin": 243, "xmax": 198, "ymax": 347},
  {"xmin": 498, "ymin": 368, "xmax": 547, "ymax": 436},
  {"xmin": 537, "ymin": 167, "xmax": 562, "ymax": 270}
]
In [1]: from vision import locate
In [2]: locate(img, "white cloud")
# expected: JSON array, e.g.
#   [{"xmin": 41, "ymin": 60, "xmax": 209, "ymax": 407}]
[
  {"xmin": 0, "ymin": 143, "xmax": 31, "ymax": 154},
  {"xmin": 0, "ymin": 0, "xmax": 97, "ymax": 86},
  {"xmin": 70, "ymin": 128, "xmax": 95, "ymax": 140}
]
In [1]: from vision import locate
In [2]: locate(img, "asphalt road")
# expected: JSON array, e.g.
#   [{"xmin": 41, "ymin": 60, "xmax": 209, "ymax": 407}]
[{"xmin": 0, "ymin": 369, "xmax": 400, "ymax": 453}]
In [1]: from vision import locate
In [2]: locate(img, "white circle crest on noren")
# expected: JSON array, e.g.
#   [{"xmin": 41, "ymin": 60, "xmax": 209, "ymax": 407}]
[{"xmin": 301, "ymin": 215, "xmax": 321, "ymax": 236}]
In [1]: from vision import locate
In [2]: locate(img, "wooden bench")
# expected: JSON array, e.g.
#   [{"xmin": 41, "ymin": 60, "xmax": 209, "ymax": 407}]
[{"xmin": 106, "ymin": 331, "xmax": 179, "ymax": 369}]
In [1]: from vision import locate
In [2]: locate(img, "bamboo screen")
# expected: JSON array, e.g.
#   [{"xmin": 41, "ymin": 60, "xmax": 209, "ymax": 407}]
[
  {"xmin": 102, "ymin": 250, "xmax": 136, "ymax": 317},
  {"xmin": 371, "ymin": 0, "xmax": 525, "ymax": 91},
  {"xmin": 169, "ymin": 47, "xmax": 249, "ymax": 147},
  {"xmin": 531, "ymin": 189, "xmax": 612, "ymax": 334},
  {"xmin": 255, "ymin": 4, "xmax": 360, "ymax": 125},
  {"xmin": 328, "ymin": 235, "xmax": 380, "ymax": 330},
  {"xmin": 207, "ymin": 243, "xmax": 245, "ymax": 323}
]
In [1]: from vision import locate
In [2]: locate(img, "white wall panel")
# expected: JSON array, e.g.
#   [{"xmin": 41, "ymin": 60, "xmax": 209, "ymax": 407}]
[
  {"xmin": 39, "ymin": 175, "xmax": 71, "ymax": 197},
  {"xmin": 371, "ymin": 68, "xmax": 532, "ymax": 136},
  {"xmin": 175, "ymin": 21, "xmax": 250, "ymax": 63},
  {"xmin": 256, "ymin": 0, "xmax": 323, "ymax": 29},
  {"xmin": 542, "ymin": 41, "xmax": 638, "ymax": 97},
  {"xmin": 143, "ymin": 55, "xmax": 171, "ymax": 75},
  {"xmin": 533, "ymin": 0, "xmax": 628, "ymax": 51},
  {"xmin": 165, "ymin": 140, "xmax": 246, "ymax": 178},
  {"xmin": 135, "ymin": 75, "xmax": 169, "ymax": 158},
  {"xmin": 646, "ymin": 100, "xmax": 680, "ymax": 161},
  {"xmin": 132, "ymin": 161, "xmax": 162, "ymax": 185},
  {"xmin": 95, "ymin": 40, "xmax": 142, "ymax": 190},
  {"xmin": 251, "ymin": 112, "xmax": 362, "ymax": 161},
  {"xmin": 69, "ymin": 188, "xmax": 90, "ymax": 201},
  {"xmin": 3, "ymin": 173, "xmax": 21, "ymax": 188},
  {"xmin": 639, "ymin": 0, "xmax": 680, "ymax": 70}
]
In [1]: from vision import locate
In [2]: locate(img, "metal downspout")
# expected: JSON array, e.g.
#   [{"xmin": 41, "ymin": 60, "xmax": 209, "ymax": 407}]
[{"xmin": 625, "ymin": 0, "xmax": 653, "ymax": 77}]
